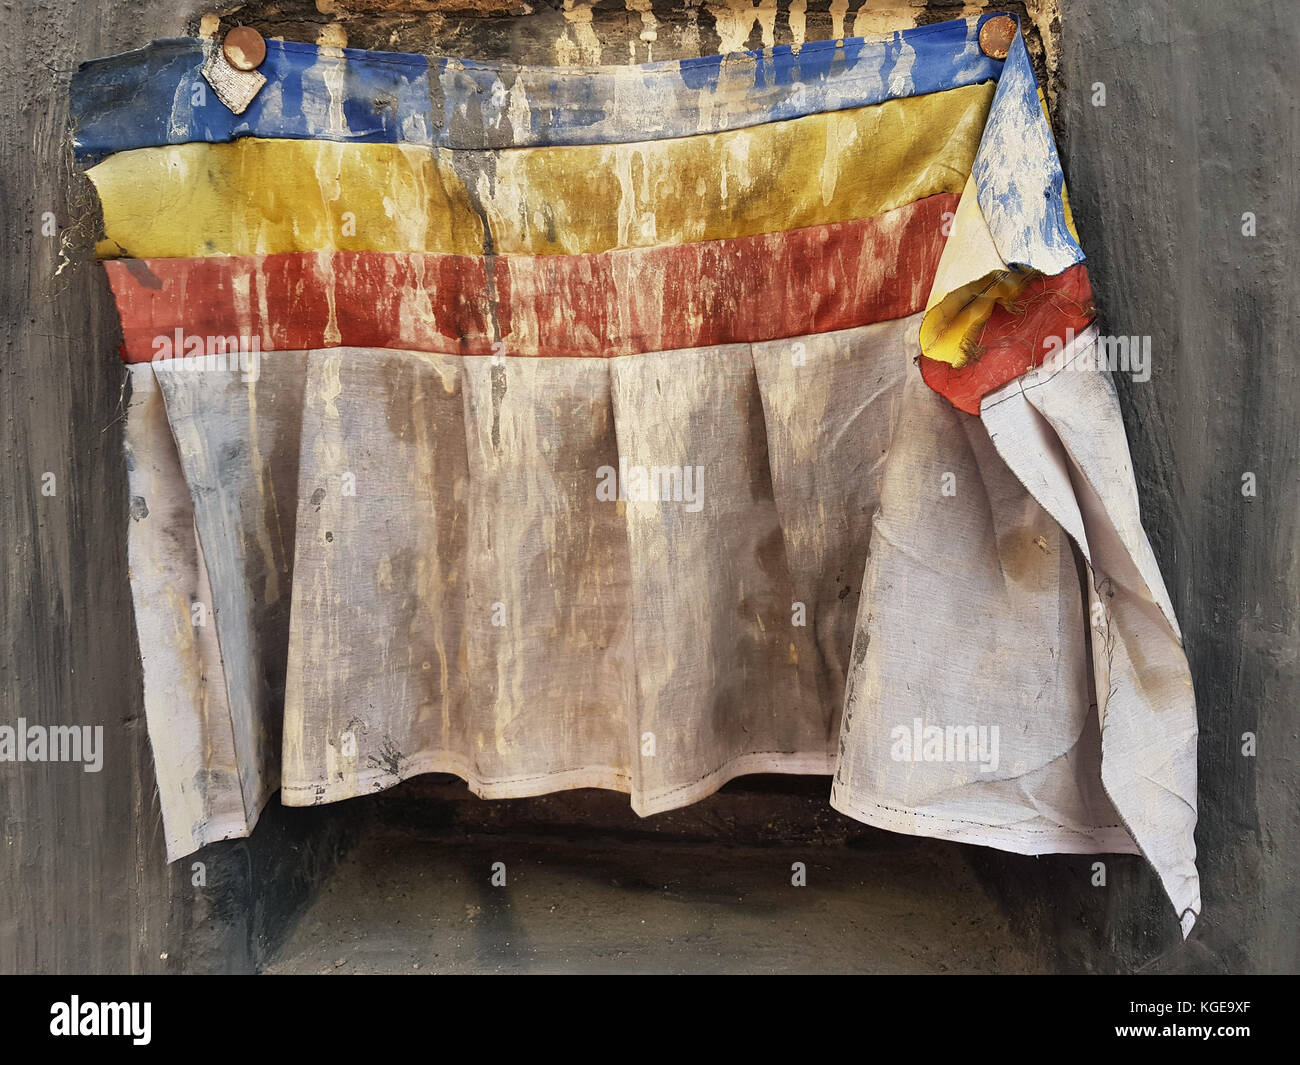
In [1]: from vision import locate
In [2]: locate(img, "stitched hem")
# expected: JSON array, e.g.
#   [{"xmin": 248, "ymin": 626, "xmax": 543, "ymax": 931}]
[
  {"xmin": 633, "ymin": 753, "xmax": 836, "ymax": 816},
  {"xmin": 281, "ymin": 750, "xmax": 835, "ymax": 814},
  {"xmin": 163, "ymin": 812, "xmax": 253, "ymax": 864},
  {"xmin": 829, "ymin": 788, "xmax": 1141, "ymax": 856}
]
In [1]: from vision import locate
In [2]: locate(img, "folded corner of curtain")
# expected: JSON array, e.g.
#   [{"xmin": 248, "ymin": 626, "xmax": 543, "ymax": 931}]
[
  {"xmin": 979, "ymin": 330, "xmax": 1201, "ymax": 935},
  {"xmin": 917, "ymin": 23, "xmax": 1093, "ymax": 417}
]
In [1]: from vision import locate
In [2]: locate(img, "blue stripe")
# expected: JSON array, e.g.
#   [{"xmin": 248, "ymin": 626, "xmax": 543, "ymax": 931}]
[
  {"xmin": 71, "ymin": 38, "xmax": 432, "ymax": 166},
  {"xmin": 70, "ymin": 16, "xmax": 1003, "ymax": 160},
  {"xmin": 971, "ymin": 24, "xmax": 1084, "ymax": 275},
  {"xmin": 432, "ymin": 17, "xmax": 1000, "ymax": 148}
]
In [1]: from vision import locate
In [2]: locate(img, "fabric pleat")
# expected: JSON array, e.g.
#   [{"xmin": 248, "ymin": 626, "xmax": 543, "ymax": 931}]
[
  {"xmin": 228, "ymin": 317, "xmax": 916, "ymax": 812},
  {"xmin": 123, "ymin": 367, "xmax": 254, "ymax": 854}
]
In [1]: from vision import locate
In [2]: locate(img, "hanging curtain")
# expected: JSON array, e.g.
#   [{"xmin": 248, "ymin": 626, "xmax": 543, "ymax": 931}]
[{"xmin": 69, "ymin": 13, "xmax": 1199, "ymax": 934}]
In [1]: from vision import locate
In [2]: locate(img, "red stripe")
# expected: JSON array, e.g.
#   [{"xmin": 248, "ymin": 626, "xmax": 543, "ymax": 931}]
[
  {"xmin": 919, "ymin": 264, "xmax": 1096, "ymax": 415},
  {"xmin": 105, "ymin": 252, "xmax": 491, "ymax": 361},
  {"xmin": 105, "ymin": 194, "xmax": 956, "ymax": 362}
]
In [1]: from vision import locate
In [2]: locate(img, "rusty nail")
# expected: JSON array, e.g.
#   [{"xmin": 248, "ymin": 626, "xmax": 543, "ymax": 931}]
[
  {"xmin": 978, "ymin": 15, "xmax": 1017, "ymax": 60},
  {"xmin": 223, "ymin": 27, "xmax": 267, "ymax": 71}
]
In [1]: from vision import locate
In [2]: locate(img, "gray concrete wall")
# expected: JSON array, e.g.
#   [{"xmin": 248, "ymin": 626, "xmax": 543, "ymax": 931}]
[
  {"xmin": 0, "ymin": 0, "xmax": 363, "ymax": 975},
  {"xmin": 1053, "ymin": 0, "xmax": 1298, "ymax": 973},
  {"xmin": 961, "ymin": 0, "xmax": 1298, "ymax": 975},
  {"xmin": 1, "ymin": 0, "xmax": 1294, "ymax": 973}
]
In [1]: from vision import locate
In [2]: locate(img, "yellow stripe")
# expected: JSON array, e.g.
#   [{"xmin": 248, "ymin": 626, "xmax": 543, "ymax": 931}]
[
  {"xmin": 88, "ymin": 82, "xmax": 993, "ymax": 259},
  {"xmin": 89, "ymin": 139, "xmax": 485, "ymax": 258},
  {"xmin": 488, "ymin": 81, "xmax": 994, "ymax": 254}
]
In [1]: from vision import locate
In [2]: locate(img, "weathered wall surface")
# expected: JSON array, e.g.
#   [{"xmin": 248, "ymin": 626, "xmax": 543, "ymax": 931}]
[
  {"xmin": 963, "ymin": 0, "xmax": 1298, "ymax": 975},
  {"xmin": 1053, "ymin": 0, "xmax": 1298, "ymax": 973},
  {"xmin": 1, "ymin": 0, "xmax": 1294, "ymax": 973},
  {"xmin": 0, "ymin": 0, "xmax": 364, "ymax": 975}
]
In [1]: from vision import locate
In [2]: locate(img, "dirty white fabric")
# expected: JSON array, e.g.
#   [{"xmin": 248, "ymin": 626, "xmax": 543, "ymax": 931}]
[
  {"xmin": 831, "ymin": 324, "xmax": 1201, "ymax": 934},
  {"xmin": 979, "ymin": 327, "xmax": 1200, "ymax": 933},
  {"xmin": 123, "ymin": 312, "xmax": 1200, "ymax": 936},
  {"xmin": 124, "ymin": 366, "xmax": 256, "ymax": 850}
]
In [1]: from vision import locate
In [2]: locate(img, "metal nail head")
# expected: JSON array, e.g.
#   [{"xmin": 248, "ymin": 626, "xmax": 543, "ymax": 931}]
[
  {"xmin": 223, "ymin": 27, "xmax": 267, "ymax": 71},
  {"xmin": 978, "ymin": 16, "xmax": 1017, "ymax": 60}
]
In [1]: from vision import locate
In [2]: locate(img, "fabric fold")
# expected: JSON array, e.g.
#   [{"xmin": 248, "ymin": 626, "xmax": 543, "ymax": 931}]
[
  {"xmin": 123, "ymin": 366, "xmax": 253, "ymax": 859},
  {"xmin": 917, "ymin": 26, "xmax": 1091, "ymax": 415},
  {"xmin": 980, "ymin": 327, "xmax": 1200, "ymax": 935},
  {"xmin": 277, "ymin": 326, "xmax": 913, "ymax": 813},
  {"xmin": 829, "ymin": 325, "xmax": 1134, "ymax": 861},
  {"xmin": 153, "ymin": 354, "xmax": 308, "ymax": 823}
]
